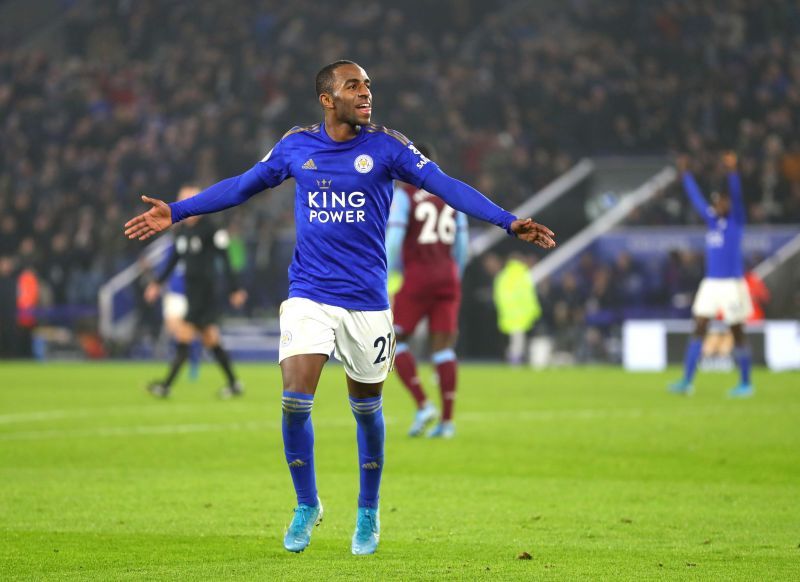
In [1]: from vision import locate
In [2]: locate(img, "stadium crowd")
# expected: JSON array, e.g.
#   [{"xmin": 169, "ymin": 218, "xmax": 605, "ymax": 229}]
[{"xmin": 1, "ymin": 0, "xmax": 799, "ymax": 357}]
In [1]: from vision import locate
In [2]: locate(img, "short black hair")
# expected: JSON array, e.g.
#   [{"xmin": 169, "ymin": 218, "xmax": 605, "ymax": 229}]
[{"xmin": 315, "ymin": 60, "xmax": 358, "ymax": 97}]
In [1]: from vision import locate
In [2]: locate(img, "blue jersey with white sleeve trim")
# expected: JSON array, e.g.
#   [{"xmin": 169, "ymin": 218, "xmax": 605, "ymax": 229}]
[
  {"xmin": 169, "ymin": 122, "xmax": 517, "ymax": 311},
  {"xmin": 258, "ymin": 123, "xmax": 458, "ymax": 310},
  {"xmin": 682, "ymin": 171, "xmax": 745, "ymax": 279}
]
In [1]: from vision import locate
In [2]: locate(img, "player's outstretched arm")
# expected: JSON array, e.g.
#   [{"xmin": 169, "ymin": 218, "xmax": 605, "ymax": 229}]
[
  {"xmin": 421, "ymin": 168, "xmax": 556, "ymax": 250},
  {"xmin": 124, "ymin": 196, "xmax": 172, "ymax": 241},
  {"xmin": 124, "ymin": 165, "xmax": 274, "ymax": 243}
]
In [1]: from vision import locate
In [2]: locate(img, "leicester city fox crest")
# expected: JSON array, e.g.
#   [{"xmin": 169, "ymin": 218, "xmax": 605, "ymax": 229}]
[{"xmin": 354, "ymin": 154, "xmax": 374, "ymax": 174}]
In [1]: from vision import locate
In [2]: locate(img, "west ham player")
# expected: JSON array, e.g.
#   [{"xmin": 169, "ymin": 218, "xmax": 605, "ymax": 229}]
[
  {"xmin": 670, "ymin": 153, "xmax": 754, "ymax": 397},
  {"xmin": 124, "ymin": 60, "xmax": 556, "ymax": 555},
  {"xmin": 386, "ymin": 143, "xmax": 467, "ymax": 439},
  {"xmin": 144, "ymin": 186, "xmax": 247, "ymax": 399}
]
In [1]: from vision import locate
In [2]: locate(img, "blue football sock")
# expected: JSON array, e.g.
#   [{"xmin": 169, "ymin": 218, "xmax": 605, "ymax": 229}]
[
  {"xmin": 350, "ymin": 395, "xmax": 385, "ymax": 509},
  {"xmin": 733, "ymin": 346, "xmax": 751, "ymax": 385},
  {"xmin": 189, "ymin": 340, "xmax": 202, "ymax": 380},
  {"xmin": 281, "ymin": 391, "xmax": 317, "ymax": 506},
  {"xmin": 683, "ymin": 338, "xmax": 703, "ymax": 382}
]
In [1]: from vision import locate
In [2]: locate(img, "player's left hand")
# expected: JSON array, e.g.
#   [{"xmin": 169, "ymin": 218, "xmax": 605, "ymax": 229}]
[
  {"xmin": 124, "ymin": 196, "xmax": 172, "ymax": 241},
  {"xmin": 229, "ymin": 289, "xmax": 247, "ymax": 309},
  {"xmin": 510, "ymin": 218, "xmax": 556, "ymax": 249}
]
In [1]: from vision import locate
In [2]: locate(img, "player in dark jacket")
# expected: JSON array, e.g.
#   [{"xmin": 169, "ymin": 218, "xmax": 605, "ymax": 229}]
[{"xmin": 144, "ymin": 186, "xmax": 247, "ymax": 399}]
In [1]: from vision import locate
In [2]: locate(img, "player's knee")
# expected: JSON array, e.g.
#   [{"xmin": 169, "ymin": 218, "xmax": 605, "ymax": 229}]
[
  {"xmin": 431, "ymin": 332, "xmax": 457, "ymax": 352},
  {"xmin": 693, "ymin": 319, "xmax": 709, "ymax": 338}
]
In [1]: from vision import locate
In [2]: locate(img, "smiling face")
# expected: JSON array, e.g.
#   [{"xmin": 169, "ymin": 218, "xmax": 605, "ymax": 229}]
[{"xmin": 320, "ymin": 63, "xmax": 372, "ymax": 127}]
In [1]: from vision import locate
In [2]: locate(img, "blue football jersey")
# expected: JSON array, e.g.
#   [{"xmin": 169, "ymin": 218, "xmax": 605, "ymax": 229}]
[
  {"xmin": 702, "ymin": 214, "xmax": 745, "ymax": 279},
  {"xmin": 255, "ymin": 123, "xmax": 439, "ymax": 310},
  {"xmin": 682, "ymin": 172, "xmax": 745, "ymax": 279}
]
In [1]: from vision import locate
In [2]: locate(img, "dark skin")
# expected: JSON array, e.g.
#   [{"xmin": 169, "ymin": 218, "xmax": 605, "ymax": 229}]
[
  {"xmin": 124, "ymin": 61, "xmax": 557, "ymax": 398},
  {"xmin": 676, "ymin": 151, "xmax": 745, "ymax": 347}
]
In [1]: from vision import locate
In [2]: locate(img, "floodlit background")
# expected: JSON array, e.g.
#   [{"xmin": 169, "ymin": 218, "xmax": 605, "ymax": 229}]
[{"xmin": 1, "ymin": 0, "xmax": 799, "ymax": 365}]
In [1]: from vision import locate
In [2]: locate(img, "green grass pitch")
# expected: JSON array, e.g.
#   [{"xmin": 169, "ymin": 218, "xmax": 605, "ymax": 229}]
[{"xmin": 1, "ymin": 362, "xmax": 798, "ymax": 580}]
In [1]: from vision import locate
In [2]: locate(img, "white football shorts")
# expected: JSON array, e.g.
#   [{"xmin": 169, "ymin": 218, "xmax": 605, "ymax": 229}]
[
  {"xmin": 278, "ymin": 297, "xmax": 395, "ymax": 383},
  {"xmin": 692, "ymin": 277, "xmax": 753, "ymax": 324},
  {"xmin": 162, "ymin": 292, "xmax": 188, "ymax": 320}
]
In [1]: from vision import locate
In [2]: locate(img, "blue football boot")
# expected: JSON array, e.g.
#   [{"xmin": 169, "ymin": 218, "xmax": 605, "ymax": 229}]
[
  {"xmin": 408, "ymin": 402, "xmax": 437, "ymax": 437},
  {"xmin": 668, "ymin": 378, "xmax": 694, "ymax": 396},
  {"xmin": 283, "ymin": 498, "xmax": 323, "ymax": 552},
  {"xmin": 351, "ymin": 507, "xmax": 380, "ymax": 555},
  {"xmin": 426, "ymin": 421, "xmax": 455, "ymax": 439},
  {"xmin": 728, "ymin": 383, "xmax": 754, "ymax": 398}
]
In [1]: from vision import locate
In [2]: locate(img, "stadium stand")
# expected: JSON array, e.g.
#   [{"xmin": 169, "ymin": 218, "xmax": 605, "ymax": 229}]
[{"xmin": 2, "ymin": 0, "xmax": 799, "ymax": 358}]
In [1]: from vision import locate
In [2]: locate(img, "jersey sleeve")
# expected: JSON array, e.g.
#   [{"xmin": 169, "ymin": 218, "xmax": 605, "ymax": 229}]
[
  {"xmin": 386, "ymin": 137, "xmax": 439, "ymax": 189},
  {"xmin": 384, "ymin": 132, "xmax": 516, "ymax": 233},
  {"xmin": 421, "ymin": 167, "xmax": 517, "ymax": 233},
  {"xmin": 681, "ymin": 172, "xmax": 715, "ymax": 227},
  {"xmin": 169, "ymin": 138, "xmax": 292, "ymax": 223},
  {"xmin": 253, "ymin": 136, "xmax": 293, "ymax": 189}
]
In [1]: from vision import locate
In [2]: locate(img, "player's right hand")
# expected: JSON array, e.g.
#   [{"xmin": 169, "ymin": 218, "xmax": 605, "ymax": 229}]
[
  {"xmin": 124, "ymin": 196, "xmax": 172, "ymax": 241},
  {"xmin": 144, "ymin": 282, "xmax": 161, "ymax": 304}
]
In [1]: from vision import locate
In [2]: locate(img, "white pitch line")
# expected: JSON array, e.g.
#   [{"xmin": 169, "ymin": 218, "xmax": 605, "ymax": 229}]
[
  {"xmin": 0, "ymin": 416, "xmax": 366, "ymax": 442},
  {"xmin": 0, "ymin": 420, "xmax": 275, "ymax": 441},
  {"xmin": 0, "ymin": 405, "xmax": 795, "ymax": 442},
  {"xmin": 0, "ymin": 404, "xmax": 226, "ymax": 425}
]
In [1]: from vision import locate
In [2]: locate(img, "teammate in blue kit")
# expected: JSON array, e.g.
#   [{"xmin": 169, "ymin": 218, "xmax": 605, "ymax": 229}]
[
  {"xmin": 124, "ymin": 60, "xmax": 556, "ymax": 555},
  {"xmin": 670, "ymin": 153, "xmax": 754, "ymax": 398}
]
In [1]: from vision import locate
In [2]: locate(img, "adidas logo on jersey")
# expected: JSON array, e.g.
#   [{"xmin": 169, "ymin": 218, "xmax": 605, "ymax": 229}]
[{"xmin": 302, "ymin": 159, "xmax": 317, "ymax": 170}]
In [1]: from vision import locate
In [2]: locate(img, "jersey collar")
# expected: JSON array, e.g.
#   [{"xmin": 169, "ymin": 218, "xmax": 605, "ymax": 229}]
[{"xmin": 319, "ymin": 122, "xmax": 367, "ymax": 146}]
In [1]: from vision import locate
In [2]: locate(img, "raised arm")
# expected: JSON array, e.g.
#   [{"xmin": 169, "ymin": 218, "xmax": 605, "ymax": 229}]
[
  {"xmin": 723, "ymin": 152, "xmax": 746, "ymax": 224},
  {"xmin": 676, "ymin": 155, "xmax": 714, "ymax": 226},
  {"xmin": 421, "ymin": 167, "xmax": 555, "ymax": 249}
]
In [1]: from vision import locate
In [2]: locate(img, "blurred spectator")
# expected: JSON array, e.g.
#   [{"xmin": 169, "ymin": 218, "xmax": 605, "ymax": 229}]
[
  {"xmin": 745, "ymin": 270, "xmax": 771, "ymax": 322},
  {"xmin": 3, "ymin": 0, "xmax": 800, "ymax": 356},
  {"xmin": 493, "ymin": 252, "xmax": 541, "ymax": 365},
  {"xmin": 0, "ymin": 257, "xmax": 19, "ymax": 357}
]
